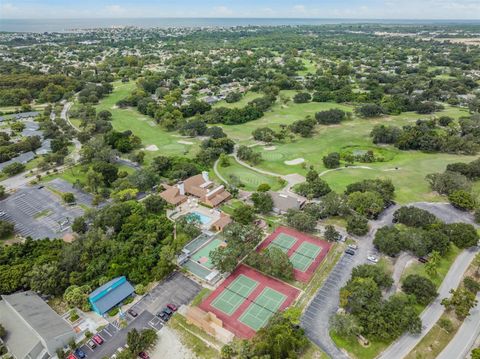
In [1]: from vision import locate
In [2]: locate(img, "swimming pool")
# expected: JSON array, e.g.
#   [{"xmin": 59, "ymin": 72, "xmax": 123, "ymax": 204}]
[{"xmin": 186, "ymin": 211, "xmax": 212, "ymax": 225}]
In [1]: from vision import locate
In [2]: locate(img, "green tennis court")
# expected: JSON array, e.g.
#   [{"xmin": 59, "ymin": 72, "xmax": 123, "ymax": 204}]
[
  {"xmin": 290, "ymin": 242, "xmax": 322, "ymax": 272},
  {"xmin": 191, "ymin": 238, "xmax": 224, "ymax": 269},
  {"xmin": 211, "ymin": 275, "xmax": 259, "ymax": 315},
  {"xmin": 270, "ymin": 233, "xmax": 298, "ymax": 253},
  {"xmin": 239, "ymin": 287, "xmax": 287, "ymax": 330}
]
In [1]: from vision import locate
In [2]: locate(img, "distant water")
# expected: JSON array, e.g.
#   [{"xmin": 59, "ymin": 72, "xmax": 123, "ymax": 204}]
[{"xmin": 1, "ymin": 18, "xmax": 480, "ymax": 33}]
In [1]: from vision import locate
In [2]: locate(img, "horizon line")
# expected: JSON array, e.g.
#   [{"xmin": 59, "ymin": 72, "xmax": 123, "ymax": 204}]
[{"xmin": 1, "ymin": 17, "xmax": 480, "ymax": 21}]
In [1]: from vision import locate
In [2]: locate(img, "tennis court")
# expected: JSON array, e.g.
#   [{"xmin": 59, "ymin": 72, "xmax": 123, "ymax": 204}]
[
  {"xmin": 271, "ymin": 233, "xmax": 298, "ymax": 253},
  {"xmin": 199, "ymin": 265, "xmax": 300, "ymax": 338},
  {"xmin": 211, "ymin": 275, "xmax": 258, "ymax": 315},
  {"xmin": 191, "ymin": 238, "xmax": 225, "ymax": 269},
  {"xmin": 257, "ymin": 226, "xmax": 332, "ymax": 283},
  {"xmin": 239, "ymin": 287, "xmax": 286, "ymax": 330}
]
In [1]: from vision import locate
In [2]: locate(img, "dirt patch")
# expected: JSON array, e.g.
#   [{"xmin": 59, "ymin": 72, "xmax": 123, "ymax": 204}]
[
  {"xmin": 150, "ymin": 326, "xmax": 195, "ymax": 359},
  {"xmin": 145, "ymin": 144, "xmax": 159, "ymax": 151},
  {"xmin": 264, "ymin": 146, "xmax": 276, "ymax": 151},
  {"xmin": 284, "ymin": 158, "xmax": 305, "ymax": 165},
  {"xmin": 178, "ymin": 140, "xmax": 194, "ymax": 145}
]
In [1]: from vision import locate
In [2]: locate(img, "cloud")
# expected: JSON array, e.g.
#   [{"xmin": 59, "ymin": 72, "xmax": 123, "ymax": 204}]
[
  {"xmin": 292, "ymin": 5, "xmax": 307, "ymax": 14},
  {"xmin": 104, "ymin": 5, "xmax": 127, "ymax": 16},
  {"xmin": 1, "ymin": 3, "xmax": 19, "ymax": 16},
  {"xmin": 212, "ymin": 6, "xmax": 234, "ymax": 16}
]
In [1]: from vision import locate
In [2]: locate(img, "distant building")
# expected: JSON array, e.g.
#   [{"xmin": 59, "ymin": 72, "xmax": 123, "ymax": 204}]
[
  {"xmin": 210, "ymin": 213, "xmax": 232, "ymax": 232},
  {"xmin": 0, "ymin": 291, "xmax": 75, "ymax": 359},
  {"xmin": 268, "ymin": 191, "xmax": 306, "ymax": 214},
  {"xmin": 88, "ymin": 276, "xmax": 134, "ymax": 315},
  {"xmin": 160, "ymin": 183, "xmax": 188, "ymax": 206}
]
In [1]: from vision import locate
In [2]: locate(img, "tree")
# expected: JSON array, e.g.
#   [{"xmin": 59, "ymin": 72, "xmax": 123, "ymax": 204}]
[
  {"xmin": 393, "ymin": 206, "xmax": 438, "ymax": 228},
  {"xmin": 463, "ymin": 277, "xmax": 480, "ymax": 294},
  {"xmin": 285, "ymin": 209, "xmax": 316, "ymax": 232},
  {"xmin": 442, "ymin": 288, "xmax": 478, "ymax": 319},
  {"xmin": 289, "ymin": 118, "xmax": 316, "ymax": 137},
  {"xmin": 347, "ymin": 191, "xmax": 384, "ymax": 219},
  {"xmin": 346, "ymin": 215, "xmax": 369, "ymax": 236},
  {"xmin": 322, "ymin": 152, "xmax": 341, "ymax": 169},
  {"xmin": 0, "ymin": 220, "xmax": 14, "ymax": 239},
  {"xmin": 355, "ymin": 103, "xmax": 383, "ymax": 118},
  {"xmin": 62, "ymin": 192, "xmax": 75, "ymax": 204},
  {"xmin": 2, "ymin": 162, "xmax": 25, "ymax": 176},
  {"xmin": 426, "ymin": 171, "xmax": 471, "ymax": 196},
  {"xmin": 63, "ymin": 285, "xmax": 91, "ymax": 311},
  {"xmin": 0, "ymin": 324, "xmax": 6, "ymax": 339},
  {"xmin": 324, "ymin": 225, "xmax": 341, "ymax": 242},
  {"xmin": 251, "ymin": 192, "xmax": 273, "ymax": 214},
  {"xmin": 293, "ymin": 92, "xmax": 311, "ymax": 103},
  {"xmin": 352, "ymin": 264, "xmax": 393, "ymax": 289},
  {"xmin": 127, "ymin": 328, "xmax": 158, "ymax": 354},
  {"xmin": 232, "ymin": 204, "xmax": 256, "ymax": 225},
  {"xmin": 402, "ymin": 275, "xmax": 438, "ymax": 305},
  {"xmin": 329, "ymin": 313, "xmax": 362, "ymax": 337},
  {"xmin": 472, "ymin": 348, "xmax": 480, "ymax": 359},
  {"xmin": 257, "ymin": 183, "xmax": 271, "ymax": 192},
  {"xmin": 448, "ymin": 190, "xmax": 476, "ymax": 211},
  {"xmin": 247, "ymin": 247, "xmax": 294, "ymax": 280},
  {"xmin": 144, "ymin": 195, "xmax": 167, "ymax": 214},
  {"xmin": 315, "ymin": 109, "xmax": 347, "ymax": 125},
  {"xmin": 443, "ymin": 223, "xmax": 479, "ymax": 248}
]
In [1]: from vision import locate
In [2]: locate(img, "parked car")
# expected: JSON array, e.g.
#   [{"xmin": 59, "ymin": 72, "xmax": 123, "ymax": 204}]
[
  {"xmin": 367, "ymin": 255, "xmax": 379, "ymax": 263},
  {"xmin": 418, "ymin": 257, "xmax": 429, "ymax": 263},
  {"xmin": 74, "ymin": 349, "xmax": 86, "ymax": 359},
  {"xmin": 156, "ymin": 311, "xmax": 169, "ymax": 321},
  {"xmin": 128, "ymin": 309, "xmax": 138, "ymax": 317},
  {"xmin": 139, "ymin": 352, "xmax": 150, "ymax": 359},
  {"xmin": 345, "ymin": 248, "xmax": 355, "ymax": 256},
  {"xmin": 0, "ymin": 211, "xmax": 5, "ymax": 217},
  {"xmin": 87, "ymin": 340, "xmax": 97, "ymax": 349},
  {"xmin": 167, "ymin": 303, "xmax": 178, "ymax": 312},
  {"xmin": 93, "ymin": 334, "xmax": 104, "ymax": 345},
  {"xmin": 163, "ymin": 307, "xmax": 173, "ymax": 315},
  {"xmin": 68, "ymin": 354, "xmax": 77, "ymax": 359},
  {"xmin": 347, "ymin": 244, "xmax": 358, "ymax": 250}
]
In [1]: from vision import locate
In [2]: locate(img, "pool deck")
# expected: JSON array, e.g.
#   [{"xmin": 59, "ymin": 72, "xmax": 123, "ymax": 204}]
[{"xmin": 168, "ymin": 197, "xmax": 222, "ymax": 230}]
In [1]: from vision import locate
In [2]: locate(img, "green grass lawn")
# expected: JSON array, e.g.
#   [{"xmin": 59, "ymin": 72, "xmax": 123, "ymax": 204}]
[
  {"xmin": 298, "ymin": 58, "xmax": 318, "ymax": 76},
  {"xmin": 96, "ymin": 81, "xmax": 200, "ymax": 163},
  {"xmin": 401, "ymin": 244, "xmax": 461, "ymax": 288},
  {"xmin": 219, "ymin": 99, "xmax": 473, "ymax": 203},
  {"xmin": 216, "ymin": 157, "xmax": 285, "ymax": 191},
  {"xmin": 331, "ymin": 331, "xmax": 390, "ymax": 359},
  {"xmin": 213, "ymin": 91, "xmax": 263, "ymax": 109}
]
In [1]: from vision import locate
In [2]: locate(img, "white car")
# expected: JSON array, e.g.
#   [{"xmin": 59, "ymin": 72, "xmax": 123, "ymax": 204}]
[
  {"xmin": 347, "ymin": 244, "xmax": 358, "ymax": 250},
  {"xmin": 367, "ymin": 255, "xmax": 379, "ymax": 263}
]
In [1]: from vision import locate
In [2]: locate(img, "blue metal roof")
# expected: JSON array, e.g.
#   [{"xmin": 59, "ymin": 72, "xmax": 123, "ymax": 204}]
[{"xmin": 89, "ymin": 276, "xmax": 134, "ymax": 315}]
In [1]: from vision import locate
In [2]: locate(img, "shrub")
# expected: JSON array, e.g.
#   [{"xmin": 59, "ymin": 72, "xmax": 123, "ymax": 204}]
[
  {"xmin": 323, "ymin": 152, "xmax": 340, "ymax": 169},
  {"xmin": 2, "ymin": 162, "xmax": 25, "ymax": 176},
  {"xmin": 0, "ymin": 220, "xmax": 14, "ymax": 239},
  {"xmin": 293, "ymin": 92, "xmax": 311, "ymax": 103},
  {"xmin": 448, "ymin": 190, "xmax": 476, "ymax": 211},
  {"xmin": 135, "ymin": 284, "xmax": 146, "ymax": 295},
  {"xmin": 108, "ymin": 307, "xmax": 119, "ymax": 317},
  {"xmin": 257, "ymin": 183, "xmax": 271, "ymax": 192},
  {"xmin": 463, "ymin": 276, "xmax": 480, "ymax": 294},
  {"xmin": 438, "ymin": 318, "xmax": 454, "ymax": 333},
  {"xmin": 62, "ymin": 192, "xmax": 76, "ymax": 204}
]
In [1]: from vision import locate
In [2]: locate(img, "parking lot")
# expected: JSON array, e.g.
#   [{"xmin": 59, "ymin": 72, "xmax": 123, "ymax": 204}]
[
  {"xmin": 78, "ymin": 272, "xmax": 202, "ymax": 359},
  {"xmin": 0, "ymin": 186, "xmax": 84, "ymax": 239},
  {"xmin": 47, "ymin": 178, "xmax": 96, "ymax": 207}
]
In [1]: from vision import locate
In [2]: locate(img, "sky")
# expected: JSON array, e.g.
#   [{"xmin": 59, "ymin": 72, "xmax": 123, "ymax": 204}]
[{"xmin": 1, "ymin": 0, "xmax": 479, "ymax": 20}]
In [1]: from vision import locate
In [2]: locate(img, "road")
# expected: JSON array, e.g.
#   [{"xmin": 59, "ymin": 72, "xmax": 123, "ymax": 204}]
[
  {"xmin": 300, "ymin": 202, "xmax": 478, "ymax": 359},
  {"xmin": 379, "ymin": 248, "xmax": 479, "ymax": 359},
  {"xmin": 437, "ymin": 292, "xmax": 480, "ymax": 359}
]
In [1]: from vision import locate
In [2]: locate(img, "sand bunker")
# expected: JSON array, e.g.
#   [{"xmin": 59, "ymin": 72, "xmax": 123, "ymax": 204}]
[
  {"xmin": 264, "ymin": 146, "xmax": 276, "ymax": 151},
  {"xmin": 145, "ymin": 144, "xmax": 159, "ymax": 151},
  {"xmin": 284, "ymin": 158, "xmax": 305, "ymax": 165},
  {"xmin": 178, "ymin": 140, "xmax": 194, "ymax": 145}
]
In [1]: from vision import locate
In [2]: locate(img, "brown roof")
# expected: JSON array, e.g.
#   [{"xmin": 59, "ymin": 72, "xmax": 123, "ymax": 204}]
[
  {"xmin": 207, "ymin": 190, "xmax": 231, "ymax": 207},
  {"xmin": 211, "ymin": 215, "xmax": 232, "ymax": 230},
  {"xmin": 160, "ymin": 186, "xmax": 187, "ymax": 205},
  {"xmin": 184, "ymin": 174, "xmax": 211, "ymax": 198}
]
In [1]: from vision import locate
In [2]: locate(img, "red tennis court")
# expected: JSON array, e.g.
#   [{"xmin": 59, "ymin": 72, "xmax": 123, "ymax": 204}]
[
  {"xmin": 256, "ymin": 226, "xmax": 332, "ymax": 282},
  {"xmin": 199, "ymin": 264, "xmax": 300, "ymax": 338}
]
